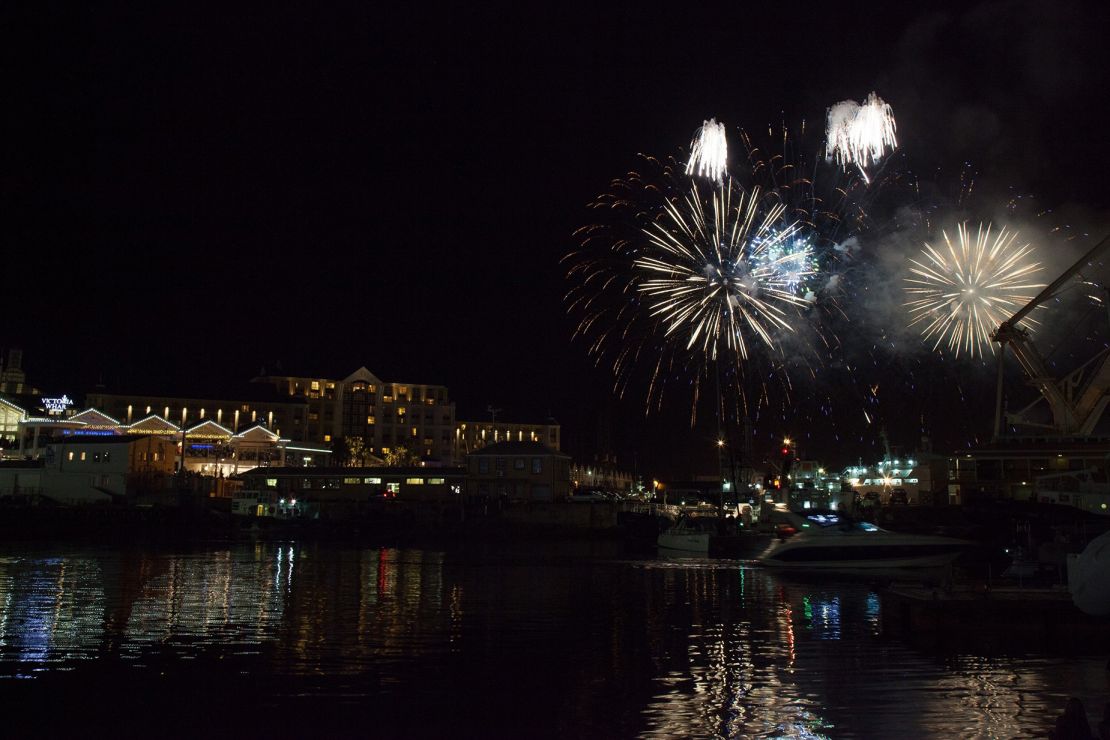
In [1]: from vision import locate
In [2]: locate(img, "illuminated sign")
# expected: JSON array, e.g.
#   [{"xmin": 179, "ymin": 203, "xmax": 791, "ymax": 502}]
[
  {"xmin": 41, "ymin": 395, "xmax": 74, "ymax": 416},
  {"xmin": 858, "ymin": 477, "xmax": 920, "ymax": 486}
]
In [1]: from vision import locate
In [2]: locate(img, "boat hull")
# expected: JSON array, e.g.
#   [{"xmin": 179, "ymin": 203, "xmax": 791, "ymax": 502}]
[
  {"xmin": 657, "ymin": 531, "xmax": 711, "ymax": 553},
  {"xmin": 759, "ymin": 538, "xmax": 971, "ymax": 570}
]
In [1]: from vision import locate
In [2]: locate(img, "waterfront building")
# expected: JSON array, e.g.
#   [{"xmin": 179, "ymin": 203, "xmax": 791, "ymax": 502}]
[
  {"xmin": 252, "ymin": 367, "xmax": 456, "ymax": 463},
  {"xmin": 85, "ymin": 385, "xmax": 310, "ymax": 440},
  {"xmin": 12, "ymin": 408, "xmax": 331, "ymax": 474},
  {"xmin": 454, "ymin": 418, "xmax": 561, "ymax": 461},
  {"xmin": 465, "ymin": 441, "xmax": 571, "ymax": 503},
  {"xmin": 236, "ymin": 465, "xmax": 465, "ymax": 518},
  {"xmin": 0, "ymin": 434, "xmax": 177, "ymax": 505},
  {"xmin": 0, "ymin": 396, "xmax": 24, "ymax": 446},
  {"xmin": 570, "ymin": 458, "xmax": 634, "ymax": 493}
]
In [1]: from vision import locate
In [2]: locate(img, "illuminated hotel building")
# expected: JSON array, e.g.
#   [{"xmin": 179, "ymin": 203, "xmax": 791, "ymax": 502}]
[{"xmin": 252, "ymin": 367, "xmax": 456, "ymax": 463}]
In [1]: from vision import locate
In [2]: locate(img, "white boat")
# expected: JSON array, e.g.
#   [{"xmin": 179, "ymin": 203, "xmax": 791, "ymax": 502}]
[
  {"xmin": 1068, "ymin": 529, "xmax": 1110, "ymax": 616},
  {"xmin": 657, "ymin": 515, "xmax": 714, "ymax": 553},
  {"xmin": 758, "ymin": 510, "xmax": 973, "ymax": 570}
]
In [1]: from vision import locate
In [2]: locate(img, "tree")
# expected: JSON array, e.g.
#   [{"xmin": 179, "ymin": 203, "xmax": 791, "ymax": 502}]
[
  {"xmin": 384, "ymin": 445, "xmax": 420, "ymax": 467},
  {"xmin": 346, "ymin": 436, "xmax": 369, "ymax": 467}
]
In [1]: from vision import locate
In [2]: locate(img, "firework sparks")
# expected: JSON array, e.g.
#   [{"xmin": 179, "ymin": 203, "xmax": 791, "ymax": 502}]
[
  {"xmin": 635, "ymin": 181, "xmax": 813, "ymax": 361},
  {"xmin": 905, "ymin": 223, "xmax": 1044, "ymax": 358},
  {"xmin": 751, "ymin": 232, "xmax": 818, "ymax": 296},
  {"xmin": 825, "ymin": 92, "xmax": 897, "ymax": 183},
  {"xmin": 685, "ymin": 118, "xmax": 728, "ymax": 184}
]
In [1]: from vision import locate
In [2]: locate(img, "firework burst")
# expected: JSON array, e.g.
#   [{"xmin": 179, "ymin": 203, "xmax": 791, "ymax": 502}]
[
  {"xmin": 905, "ymin": 223, "xmax": 1044, "ymax": 358},
  {"xmin": 565, "ymin": 157, "xmax": 822, "ymax": 418},
  {"xmin": 685, "ymin": 118, "xmax": 728, "ymax": 184},
  {"xmin": 826, "ymin": 92, "xmax": 897, "ymax": 183},
  {"xmin": 636, "ymin": 181, "xmax": 813, "ymax": 361}
]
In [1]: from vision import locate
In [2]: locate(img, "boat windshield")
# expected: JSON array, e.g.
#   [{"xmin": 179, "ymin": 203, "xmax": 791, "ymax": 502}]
[{"xmin": 801, "ymin": 513, "xmax": 879, "ymax": 532}]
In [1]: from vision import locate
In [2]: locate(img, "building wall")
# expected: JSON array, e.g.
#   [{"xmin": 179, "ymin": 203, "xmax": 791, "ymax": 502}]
[{"xmin": 466, "ymin": 453, "xmax": 571, "ymax": 502}]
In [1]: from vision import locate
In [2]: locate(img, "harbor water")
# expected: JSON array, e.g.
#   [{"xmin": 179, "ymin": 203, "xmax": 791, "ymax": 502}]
[{"xmin": 0, "ymin": 540, "xmax": 1105, "ymax": 738}]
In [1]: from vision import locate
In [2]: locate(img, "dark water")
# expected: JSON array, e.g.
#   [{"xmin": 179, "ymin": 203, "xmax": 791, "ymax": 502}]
[{"xmin": 0, "ymin": 541, "xmax": 1106, "ymax": 739}]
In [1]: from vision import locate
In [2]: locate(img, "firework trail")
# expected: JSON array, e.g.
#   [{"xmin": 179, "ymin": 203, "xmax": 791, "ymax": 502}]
[
  {"xmin": 826, "ymin": 92, "xmax": 897, "ymax": 183},
  {"xmin": 686, "ymin": 118, "xmax": 728, "ymax": 184},
  {"xmin": 905, "ymin": 222, "xmax": 1044, "ymax": 358}
]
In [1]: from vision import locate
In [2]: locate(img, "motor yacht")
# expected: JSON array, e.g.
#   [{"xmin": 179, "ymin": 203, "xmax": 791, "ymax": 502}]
[{"xmin": 758, "ymin": 509, "xmax": 974, "ymax": 570}]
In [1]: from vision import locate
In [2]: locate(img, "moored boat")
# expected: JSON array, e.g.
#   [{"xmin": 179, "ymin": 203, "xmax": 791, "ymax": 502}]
[
  {"xmin": 758, "ymin": 509, "xmax": 974, "ymax": 571},
  {"xmin": 657, "ymin": 514, "xmax": 713, "ymax": 553}
]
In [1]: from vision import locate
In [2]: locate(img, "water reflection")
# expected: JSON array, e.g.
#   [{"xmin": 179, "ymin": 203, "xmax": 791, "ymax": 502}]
[{"xmin": 0, "ymin": 544, "xmax": 1104, "ymax": 738}]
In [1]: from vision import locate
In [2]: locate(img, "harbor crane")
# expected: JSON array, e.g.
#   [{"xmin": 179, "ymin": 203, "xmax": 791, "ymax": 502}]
[{"xmin": 992, "ymin": 234, "xmax": 1110, "ymax": 439}]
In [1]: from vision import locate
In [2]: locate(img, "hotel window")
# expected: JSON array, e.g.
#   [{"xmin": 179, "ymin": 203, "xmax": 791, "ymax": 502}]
[
  {"xmin": 406, "ymin": 477, "xmax": 424, "ymax": 485},
  {"xmin": 311, "ymin": 381, "xmax": 320, "ymax": 391},
  {"xmin": 479, "ymin": 458, "xmax": 489, "ymax": 474},
  {"xmin": 514, "ymin": 458, "xmax": 525, "ymax": 471},
  {"xmin": 93, "ymin": 453, "xmax": 101, "ymax": 462},
  {"xmin": 411, "ymin": 428, "xmax": 418, "ymax": 438},
  {"xmin": 343, "ymin": 477, "xmax": 361, "ymax": 485},
  {"xmin": 363, "ymin": 477, "xmax": 382, "ymax": 484},
  {"xmin": 532, "ymin": 458, "xmax": 542, "ymax": 474},
  {"xmin": 67, "ymin": 451, "xmax": 74, "ymax": 461},
  {"xmin": 429, "ymin": 477, "xmax": 445, "ymax": 485},
  {"xmin": 367, "ymin": 415, "xmax": 375, "ymax": 424},
  {"xmin": 80, "ymin": 452, "xmax": 87, "ymax": 461},
  {"xmin": 324, "ymin": 434, "xmax": 332, "ymax": 443},
  {"xmin": 382, "ymin": 446, "xmax": 391, "ymax": 455}
]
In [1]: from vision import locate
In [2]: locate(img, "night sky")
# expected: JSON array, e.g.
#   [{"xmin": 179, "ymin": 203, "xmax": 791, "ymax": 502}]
[{"xmin": 7, "ymin": 1, "xmax": 1110, "ymax": 476}]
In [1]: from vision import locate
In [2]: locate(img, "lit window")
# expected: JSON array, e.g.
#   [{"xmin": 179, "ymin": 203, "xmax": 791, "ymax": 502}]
[
  {"xmin": 266, "ymin": 478, "xmax": 277, "ymax": 487},
  {"xmin": 363, "ymin": 477, "xmax": 382, "ymax": 484},
  {"xmin": 429, "ymin": 477, "xmax": 445, "ymax": 485},
  {"xmin": 382, "ymin": 447, "xmax": 391, "ymax": 455},
  {"xmin": 80, "ymin": 451, "xmax": 87, "ymax": 461},
  {"xmin": 411, "ymin": 428, "xmax": 418, "ymax": 438},
  {"xmin": 324, "ymin": 434, "xmax": 332, "ymax": 443},
  {"xmin": 367, "ymin": 416, "xmax": 375, "ymax": 424},
  {"xmin": 405, "ymin": 477, "xmax": 424, "ymax": 485},
  {"xmin": 67, "ymin": 451, "xmax": 74, "ymax": 461},
  {"xmin": 343, "ymin": 477, "xmax": 361, "ymax": 485}
]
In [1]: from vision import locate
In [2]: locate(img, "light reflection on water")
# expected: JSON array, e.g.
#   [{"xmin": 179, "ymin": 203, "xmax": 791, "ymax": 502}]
[{"xmin": 0, "ymin": 544, "xmax": 1105, "ymax": 738}]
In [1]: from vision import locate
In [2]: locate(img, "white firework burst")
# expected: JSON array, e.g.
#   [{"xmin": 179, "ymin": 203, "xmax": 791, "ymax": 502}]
[
  {"xmin": 685, "ymin": 118, "xmax": 728, "ymax": 184},
  {"xmin": 635, "ymin": 181, "xmax": 813, "ymax": 361},
  {"xmin": 905, "ymin": 223, "xmax": 1044, "ymax": 358}
]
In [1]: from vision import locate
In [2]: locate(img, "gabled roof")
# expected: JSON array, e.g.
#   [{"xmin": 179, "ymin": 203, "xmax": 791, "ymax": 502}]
[
  {"xmin": 234, "ymin": 424, "xmax": 279, "ymax": 441},
  {"xmin": 127, "ymin": 414, "xmax": 181, "ymax": 434},
  {"xmin": 343, "ymin": 366, "xmax": 384, "ymax": 385},
  {"xmin": 70, "ymin": 408, "xmax": 122, "ymax": 428},
  {"xmin": 0, "ymin": 396, "xmax": 26, "ymax": 416},
  {"xmin": 465, "ymin": 441, "xmax": 568, "ymax": 458},
  {"xmin": 185, "ymin": 419, "xmax": 234, "ymax": 439}
]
